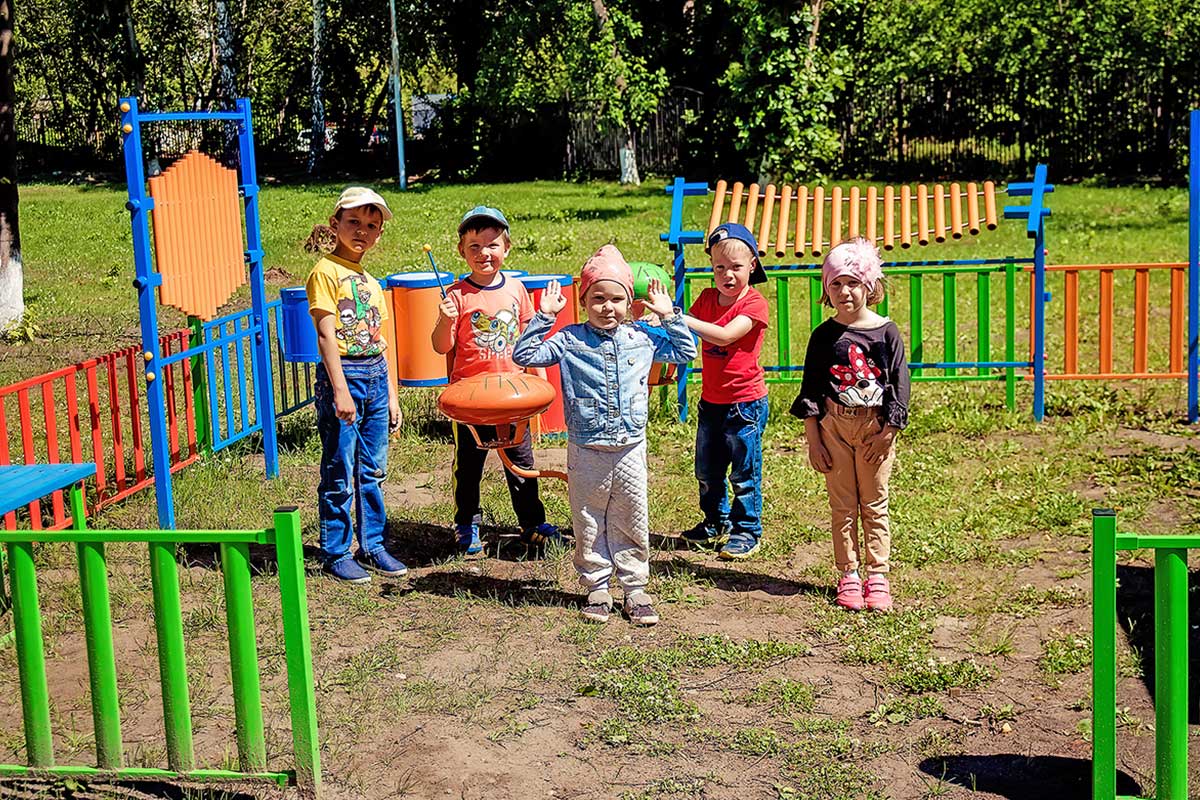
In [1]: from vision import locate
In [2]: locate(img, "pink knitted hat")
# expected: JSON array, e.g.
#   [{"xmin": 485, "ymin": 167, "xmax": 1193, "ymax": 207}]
[
  {"xmin": 580, "ymin": 245, "xmax": 634, "ymax": 301},
  {"xmin": 822, "ymin": 237, "xmax": 884, "ymax": 294}
]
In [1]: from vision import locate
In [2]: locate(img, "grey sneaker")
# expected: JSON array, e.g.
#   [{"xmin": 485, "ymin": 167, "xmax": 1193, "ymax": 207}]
[
  {"xmin": 579, "ymin": 602, "xmax": 611, "ymax": 623},
  {"xmin": 623, "ymin": 599, "xmax": 660, "ymax": 627}
]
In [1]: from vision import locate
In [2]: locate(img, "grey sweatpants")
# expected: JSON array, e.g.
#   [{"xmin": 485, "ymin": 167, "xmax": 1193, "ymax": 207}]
[{"xmin": 568, "ymin": 440, "xmax": 652, "ymax": 606}]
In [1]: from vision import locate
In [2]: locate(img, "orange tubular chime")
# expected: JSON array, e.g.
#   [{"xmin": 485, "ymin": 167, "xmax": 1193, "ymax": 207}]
[{"xmin": 703, "ymin": 181, "xmax": 1002, "ymax": 256}]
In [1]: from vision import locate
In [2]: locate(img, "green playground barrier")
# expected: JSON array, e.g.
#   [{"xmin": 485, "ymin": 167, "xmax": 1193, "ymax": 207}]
[
  {"xmin": 1092, "ymin": 509, "xmax": 1192, "ymax": 800},
  {"xmin": 681, "ymin": 260, "xmax": 1023, "ymax": 409},
  {"xmin": 0, "ymin": 492, "xmax": 320, "ymax": 794}
]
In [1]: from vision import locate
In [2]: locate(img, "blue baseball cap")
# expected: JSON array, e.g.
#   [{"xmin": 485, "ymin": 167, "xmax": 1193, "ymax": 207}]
[
  {"xmin": 706, "ymin": 222, "xmax": 767, "ymax": 284},
  {"xmin": 457, "ymin": 205, "xmax": 510, "ymax": 236}
]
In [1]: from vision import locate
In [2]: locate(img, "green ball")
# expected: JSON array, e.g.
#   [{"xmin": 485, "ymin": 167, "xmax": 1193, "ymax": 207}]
[{"xmin": 629, "ymin": 262, "xmax": 673, "ymax": 299}]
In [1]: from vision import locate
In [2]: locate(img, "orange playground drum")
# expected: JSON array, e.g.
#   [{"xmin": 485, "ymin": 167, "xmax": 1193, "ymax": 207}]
[{"xmin": 386, "ymin": 271, "xmax": 454, "ymax": 386}]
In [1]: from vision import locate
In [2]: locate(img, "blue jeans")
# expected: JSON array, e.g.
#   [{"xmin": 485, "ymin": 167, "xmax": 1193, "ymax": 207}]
[
  {"xmin": 315, "ymin": 357, "xmax": 390, "ymax": 562},
  {"xmin": 695, "ymin": 397, "xmax": 769, "ymax": 542}
]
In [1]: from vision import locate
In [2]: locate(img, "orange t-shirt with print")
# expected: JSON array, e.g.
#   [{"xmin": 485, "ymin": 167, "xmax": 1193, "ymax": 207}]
[{"xmin": 446, "ymin": 274, "xmax": 534, "ymax": 382}]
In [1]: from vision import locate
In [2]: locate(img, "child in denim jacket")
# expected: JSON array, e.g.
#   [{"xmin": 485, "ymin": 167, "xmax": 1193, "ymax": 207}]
[{"xmin": 513, "ymin": 245, "xmax": 696, "ymax": 626}]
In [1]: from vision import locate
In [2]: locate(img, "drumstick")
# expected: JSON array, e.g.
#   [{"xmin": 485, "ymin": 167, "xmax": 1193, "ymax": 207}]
[{"xmin": 422, "ymin": 244, "xmax": 448, "ymax": 299}]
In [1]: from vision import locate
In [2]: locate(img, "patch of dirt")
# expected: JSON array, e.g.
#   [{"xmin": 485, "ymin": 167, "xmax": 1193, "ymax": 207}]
[
  {"xmin": 1113, "ymin": 426, "xmax": 1200, "ymax": 451},
  {"xmin": 263, "ymin": 266, "xmax": 298, "ymax": 285}
]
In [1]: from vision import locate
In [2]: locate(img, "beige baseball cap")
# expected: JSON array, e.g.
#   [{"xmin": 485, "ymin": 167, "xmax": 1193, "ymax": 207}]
[{"xmin": 334, "ymin": 186, "xmax": 393, "ymax": 220}]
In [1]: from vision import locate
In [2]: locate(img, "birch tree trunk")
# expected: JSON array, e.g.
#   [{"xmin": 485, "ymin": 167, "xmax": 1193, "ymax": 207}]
[
  {"xmin": 0, "ymin": 0, "xmax": 21, "ymax": 332},
  {"xmin": 308, "ymin": 0, "xmax": 325, "ymax": 176}
]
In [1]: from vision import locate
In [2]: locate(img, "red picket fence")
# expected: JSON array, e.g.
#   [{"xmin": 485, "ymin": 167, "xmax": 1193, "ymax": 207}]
[{"xmin": 0, "ymin": 330, "xmax": 199, "ymax": 530}]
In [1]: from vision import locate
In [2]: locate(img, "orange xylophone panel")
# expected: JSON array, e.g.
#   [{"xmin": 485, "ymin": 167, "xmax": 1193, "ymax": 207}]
[{"xmin": 148, "ymin": 150, "xmax": 246, "ymax": 321}]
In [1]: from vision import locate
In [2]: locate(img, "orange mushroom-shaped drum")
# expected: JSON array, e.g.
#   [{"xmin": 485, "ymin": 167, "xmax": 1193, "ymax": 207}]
[{"xmin": 437, "ymin": 372, "xmax": 567, "ymax": 481}]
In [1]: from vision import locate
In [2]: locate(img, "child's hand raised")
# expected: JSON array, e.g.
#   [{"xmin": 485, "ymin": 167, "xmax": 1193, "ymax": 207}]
[
  {"xmin": 438, "ymin": 295, "xmax": 459, "ymax": 321},
  {"xmin": 643, "ymin": 278, "xmax": 675, "ymax": 318},
  {"xmin": 540, "ymin": 280, "xmax": 567, "ymax": 315}
]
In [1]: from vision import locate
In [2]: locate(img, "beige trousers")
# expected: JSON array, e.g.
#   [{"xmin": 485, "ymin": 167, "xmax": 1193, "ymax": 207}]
[{"xmin": 818, "ymin": 405, "xmax": 895, "ymax": 574}]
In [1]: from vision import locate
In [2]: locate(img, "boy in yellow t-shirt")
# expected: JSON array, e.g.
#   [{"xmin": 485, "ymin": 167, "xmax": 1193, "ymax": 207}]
[{"xmin": 306, "ymin": 187, "xmax": 405, "ymax": 584}]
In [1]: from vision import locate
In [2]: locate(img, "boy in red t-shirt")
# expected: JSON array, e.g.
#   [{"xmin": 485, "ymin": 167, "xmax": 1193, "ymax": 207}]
[
  {"xmin": 681, "ymin": 222, "xmax": 770, "ymax": 560},
  {"xmin": 431, "ymin": 206, "xmax": 564, "ymax": 555}
]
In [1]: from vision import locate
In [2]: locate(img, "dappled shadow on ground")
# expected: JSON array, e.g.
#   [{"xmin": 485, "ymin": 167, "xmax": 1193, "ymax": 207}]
[
  {"xmin": 653, "ymin": 554, "xmax": 832, "ymax": 600},
  {"xmin": 383, "ymin": 519, "xmax": 567, "ymax": 568},
  {"xmin": 0, "ymin": 778, "xmax": 269, "ymax": 799},
  {"xmin": 918, "ymin": 754, "xmax": 1140, "ymax": 799},
  {"xmin": 1115, "ymin": 562, "xmax": 1200, "ymax": 724},
  {"xmin": 399, "ymin": 570, "xmax": 579, "ymax": 609}
]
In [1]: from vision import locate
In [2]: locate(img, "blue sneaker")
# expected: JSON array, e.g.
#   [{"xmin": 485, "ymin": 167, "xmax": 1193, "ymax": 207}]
[
  {"xmin": 456, "ymin": 523, "xmax": 483, "ymax": 555},
  {"xmin": 718, "ymin": 534, "xmax": 761, "ymax": 561},
  {"xmin": 680, "ymin": 520, "xmax": 731, "ymax": 549},
  {"xmin": 522, "ymin": 523, "xmax": 569, "ymax": 547},
  {"xmin": 324, "ymin": 555, "xmax": 372, "ymax": 584},
  {"xmin": 356, "ymin": 548, "xmax": 408, "ymax": 577}
]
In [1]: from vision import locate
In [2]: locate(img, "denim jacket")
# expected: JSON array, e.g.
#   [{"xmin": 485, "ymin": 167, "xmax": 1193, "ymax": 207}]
[{"xmin": 513, "ymin": 311, "xmax": 698, "ymax": 447}]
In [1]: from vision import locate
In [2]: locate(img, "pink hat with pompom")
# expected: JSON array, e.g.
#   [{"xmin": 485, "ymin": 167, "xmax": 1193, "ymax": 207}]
[
  {"xmin": 580, "ymin": 245, "xmax": 634, "ymax": 301},
  {"xmin": 822, "ymin": 237, "xmax": 884, "ymax": 294}
]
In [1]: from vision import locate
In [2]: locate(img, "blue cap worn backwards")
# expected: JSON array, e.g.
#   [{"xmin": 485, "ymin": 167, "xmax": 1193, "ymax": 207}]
[
  {"xmin": 706, "ymin": 222, "xmax": 768, "ymax": 285},
  {"xmin": 457, "ymin": 205, "xmax": 510, "ymax": 236}
]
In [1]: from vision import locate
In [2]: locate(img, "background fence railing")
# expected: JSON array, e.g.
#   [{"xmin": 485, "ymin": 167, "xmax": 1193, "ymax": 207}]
[{"xmin": 1, "ymin": 303, "xmax": 315, "ymax": 530}]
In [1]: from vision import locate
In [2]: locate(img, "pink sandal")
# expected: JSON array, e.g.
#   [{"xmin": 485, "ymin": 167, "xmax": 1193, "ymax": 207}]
[
  {"xmin": 864, "ymin": 573, "xmax": 893, "ymax": 612},
  {"xmin": 835, "ymin": 574, "xmax": 866, "ymax": 611}
]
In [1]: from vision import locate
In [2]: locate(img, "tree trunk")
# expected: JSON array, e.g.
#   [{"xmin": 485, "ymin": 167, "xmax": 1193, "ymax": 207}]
[
  {"xmin": 0, "ymin": 0, "xmax": 21, "ymax": 331},
  {"xmin": 215, "ymin": 0, "xmax": 237, "ymax": 103},
  {"xmin": 618, "ymin": 126, "xmax": 640, "ymax": 185},
  {"xmin": 119, "ymin": 0, "xmax": 159, "ymax": 174},
  {"xmin": 215, "ymin": 0, "xmax": 238, "ymax": 160},
  {"xmin": 308, "ymin": 0, "xmax": 325, "ymax": 176}
]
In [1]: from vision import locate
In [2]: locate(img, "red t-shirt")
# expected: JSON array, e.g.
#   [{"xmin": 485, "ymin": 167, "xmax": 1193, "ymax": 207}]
[
  {"xmin": 447, "ymin": 274, "xmax": 535, "ymax": 383},
  {"xmin": 689, "ymin": 287, "xmax": 769, "ymax": 404}
]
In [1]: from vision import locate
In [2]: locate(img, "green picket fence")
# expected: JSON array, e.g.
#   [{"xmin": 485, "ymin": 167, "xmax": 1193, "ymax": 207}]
[
  {"xmin": 1092, "ymin": 509, "xmax": 1192, "ymax": 800},
  {"xmin": 681, "ymin": 259, "xmax": 1026, "ymax": 409},
  {"xmin": 0, "ymin": 490, "xmax": 321, "ymax": 794}
]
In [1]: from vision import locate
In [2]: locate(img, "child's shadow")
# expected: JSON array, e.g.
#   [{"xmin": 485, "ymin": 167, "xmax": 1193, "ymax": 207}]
[
  {"xmin": 652, "ymin": 553, "xmax": 833, "ymax": 600},
  {"xmin": 383, "ymin": 519, "xmax": 567, "ymax": 568},
  {"xmin": 401, "ymin": 570, "xmax": 580, "ymax": 609}
]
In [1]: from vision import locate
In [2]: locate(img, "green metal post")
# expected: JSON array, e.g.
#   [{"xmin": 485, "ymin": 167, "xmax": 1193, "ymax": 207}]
[
  {"xmin": 943, "ymin": 272, "xmax": 957, "ymax": 376},
  {"xmin": 220, "ymin": 541, "xmax": 267, "ymax": 771},
  {"xmin": 272, "ymin": 507, "xmax": 321, "ymax": 791},
  {"xmin": 188, "ymin": 316, "xmax": 211, "ymax": 456},
  {"xmin": 1154, "ymin": 547, "xmax": 1189, "ymax": 800},
  {"xmin": 148, "ymin": 541, "xmax": 194, "ymax": 772},
  {"xmin": 1005, "ymin": 263, "xmax": 1016, "ymax": 410},
  {"xmin": 6, "ymin": 541, "xmax": 54, "ymax": 766},
  {"xmin": 977, "ymin": 272, "xmax": 991, "ymax": 376},
  {"xmin": 809, "ymin": 275, "xmax": 822, "ymax": 333},
  {"xmin": 776, "ymin": 277, "xmax": 791, "ymax": 372},
  {"xmin": 878, "ymin": 287, "xmax": 889, "ymax": 317},
  {"xmin": 910, "ymin": 274, "xmax": 924, "ymax": 377},
  {"xmin": 73, "ymin": 486, "xmax": 123, "ymax": 769},
  {"xmin": 1091, "ymin": 510, "xmax": 1117, "ymax": 800}
]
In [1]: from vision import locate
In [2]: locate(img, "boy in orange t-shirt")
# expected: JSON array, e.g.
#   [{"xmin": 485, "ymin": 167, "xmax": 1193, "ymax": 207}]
[{"xmin": 431, "ymin": 206, "xmax": 564, "ymax": 555}]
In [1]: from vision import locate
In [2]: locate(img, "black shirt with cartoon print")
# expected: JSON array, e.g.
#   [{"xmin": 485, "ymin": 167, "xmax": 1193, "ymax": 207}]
[{"xmin": 789, "ymin": 317, "xmax": 910, "ymax": 430}]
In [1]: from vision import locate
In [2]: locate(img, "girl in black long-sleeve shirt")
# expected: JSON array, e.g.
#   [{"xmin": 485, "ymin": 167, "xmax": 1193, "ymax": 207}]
[{"xmin": 789, "ymin": 238, "xmax": 909, "ymax": 613}]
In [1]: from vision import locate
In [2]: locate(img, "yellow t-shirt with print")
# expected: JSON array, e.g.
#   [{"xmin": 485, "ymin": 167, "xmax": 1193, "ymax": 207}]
[{"xmin": 305, "ymin": 254, "xmax": 389, "ymax": 357}]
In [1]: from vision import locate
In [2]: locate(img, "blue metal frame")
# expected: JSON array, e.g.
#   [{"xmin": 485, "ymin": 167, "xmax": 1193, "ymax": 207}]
[
  {"xmin": 662, "ymin": 169, "xmax": 1052, "ymax": 422},
  {"xmin": 1004, "ymin": 163, "xmax": 1054, "ymax": 422},
  {"xmin": 1189, "ymin": 109, "xmax": 1199, "ymax": 424},
  {"xmin": 121, "ymin": 97, "xmax": 279, "ymax": 529}
]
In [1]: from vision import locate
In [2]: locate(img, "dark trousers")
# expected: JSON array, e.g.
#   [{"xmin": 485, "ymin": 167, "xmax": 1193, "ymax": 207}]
[{"xmin": 452, "ymin": 422, "xmax": 545, "ymax": 530}]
